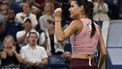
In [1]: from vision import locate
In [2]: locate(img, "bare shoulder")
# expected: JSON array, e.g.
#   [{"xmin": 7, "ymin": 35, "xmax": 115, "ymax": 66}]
[
  {"xmin": 71, "ymin": 20, "xmax": 82, "ymax": 24},
  {"xmin": 64, "ymin": 20, "xmax": 83, "ymax": 38},
  {"xmin": 70, "ymin": 20, "xmax": 83, "ymax": 27},
  {"xmin": 66, "ymin": 20, "xmax": 83, "ymax": 33}
]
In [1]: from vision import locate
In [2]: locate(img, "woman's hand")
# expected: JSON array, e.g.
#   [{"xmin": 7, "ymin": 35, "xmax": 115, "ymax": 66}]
[
  {"xmin": 54, "ymin": 8, "xmax": 62, "ymax": 22},
  {"xmin": 11, "ymin": 45, "xmax": 17, "ymax": 54}
]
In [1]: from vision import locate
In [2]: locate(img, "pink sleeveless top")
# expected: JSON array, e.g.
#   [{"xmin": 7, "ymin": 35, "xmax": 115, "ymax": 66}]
[{"xmin": 70, "ymin": 18, "xmax": 100, "ymax": 54}]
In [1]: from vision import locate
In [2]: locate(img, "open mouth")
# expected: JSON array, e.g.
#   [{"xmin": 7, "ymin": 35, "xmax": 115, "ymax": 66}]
[{"xmin": 32, "ymin": 40, "xmax": 35, "ymax": 42}]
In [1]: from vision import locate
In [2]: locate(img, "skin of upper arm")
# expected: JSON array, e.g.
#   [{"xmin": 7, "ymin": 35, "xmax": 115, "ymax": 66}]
[{"xmin": 64, "ymin": 20, "xmax": 83, "ymax": 39}]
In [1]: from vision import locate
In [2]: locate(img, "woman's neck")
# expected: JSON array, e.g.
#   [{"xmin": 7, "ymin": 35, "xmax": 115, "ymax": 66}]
[{"xmin": 78, "ymin": 14, "xmax": 87, "ymax": 20}]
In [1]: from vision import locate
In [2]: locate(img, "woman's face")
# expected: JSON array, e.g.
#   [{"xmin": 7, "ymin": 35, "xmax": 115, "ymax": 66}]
[
  {"xmin": 4, "ymin": 37, "xmax": 13, "ymax": 48},
  {"xmin": 44, "ymin": 3, "xmax": 52, "ymax": 13},
  {"xmin": 69, "ymin": 1, "xmax": 81, "ymax": 19}
]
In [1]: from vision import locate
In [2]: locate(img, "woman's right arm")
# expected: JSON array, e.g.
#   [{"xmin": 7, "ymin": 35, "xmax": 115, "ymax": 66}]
[{"xmin": 54, "ymin": 8, "xmax": 82, "ymax": 42}]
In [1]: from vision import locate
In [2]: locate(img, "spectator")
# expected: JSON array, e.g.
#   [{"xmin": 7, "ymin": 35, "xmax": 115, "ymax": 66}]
[
  {"xmin": 93, "ymin": 0, "xmax": 110, "ymax": 26},
  {"xmin": 2, "ymin": 0, "xmax": 21, "ymax": 14},
  {"xmin": 0, "ymin": 35, "xmax": 22, "ymax": 68},
  {"xmin": 93, "ymin": 0, "xmax": 110, "ymax": 43},
  {"xmin": 20, "ymin": 32, "xmax": 48, "ymax": 69},
  {"xmin": 0, "ymin": 2, "xmax": 9, "ymax": 22},
  {"xmin": 5, "ymin": 9, "xmax": 22, "ymax": 41},
  {"xmin": 16, "ymin": 17, "xmax": 38, "ymax": 48},
  {"xmin": 0, "ymin": 2, "xmax": 9, "ymax": 15},
  {"xmin": 0, "ymin": 2, "xmax": 9, "ymax": 44},
  {"xmin": 15, "ymin": 3, "xmax": 38, "ymax": 28},
  {"xmin": 39, "ymin": 2, "xmax": 54, "ymax": 32},
  {"xmin": 31, "ymin": 3, "xmax": 42, "ymax": 19},
  {"xmin": 39, "ymin": 19, "xmax": 64, "ymax": 56},
  {"xmin": 31, "ymin": 3, "xmax": 43, "ymax": 34},
  {"xmin": 39, "ymin": 19, "xmax": 71, "ymax": 62},
  {"xmin": 0, "ymin": 17, "xmax": 6, "ymax": 46}
]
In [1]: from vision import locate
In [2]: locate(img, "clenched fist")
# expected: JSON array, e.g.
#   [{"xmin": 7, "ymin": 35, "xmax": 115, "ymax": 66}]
[{"xmin": 54, "ymin": 8, "xmax": 62, "ymax": 22}]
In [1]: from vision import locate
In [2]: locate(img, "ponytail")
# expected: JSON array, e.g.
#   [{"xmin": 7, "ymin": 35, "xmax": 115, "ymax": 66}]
[{"xmin": 85, "ymin": 1, "xmax": 96, "ymax": 37}]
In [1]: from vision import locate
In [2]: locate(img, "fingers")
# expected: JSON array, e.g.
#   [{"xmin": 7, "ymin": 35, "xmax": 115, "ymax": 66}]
[
  {"xmin": 54, "ymin": 8, "xmax": 62, "ymax": 13},
  {"xmin": 54, "ymin": 8, "xmax": 62, "ymax": 17}
]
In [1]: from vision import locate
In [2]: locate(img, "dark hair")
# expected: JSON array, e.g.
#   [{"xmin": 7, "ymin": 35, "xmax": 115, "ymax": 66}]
[{"xmin": 72, "ymin": 0, "xmax": 96, "ymax": 37}]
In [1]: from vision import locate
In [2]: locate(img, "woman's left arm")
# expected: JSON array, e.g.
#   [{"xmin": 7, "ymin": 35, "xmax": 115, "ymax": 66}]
[{"xmin": 98, "ymin": 29, "xmax": 107, "ymax": 69}]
